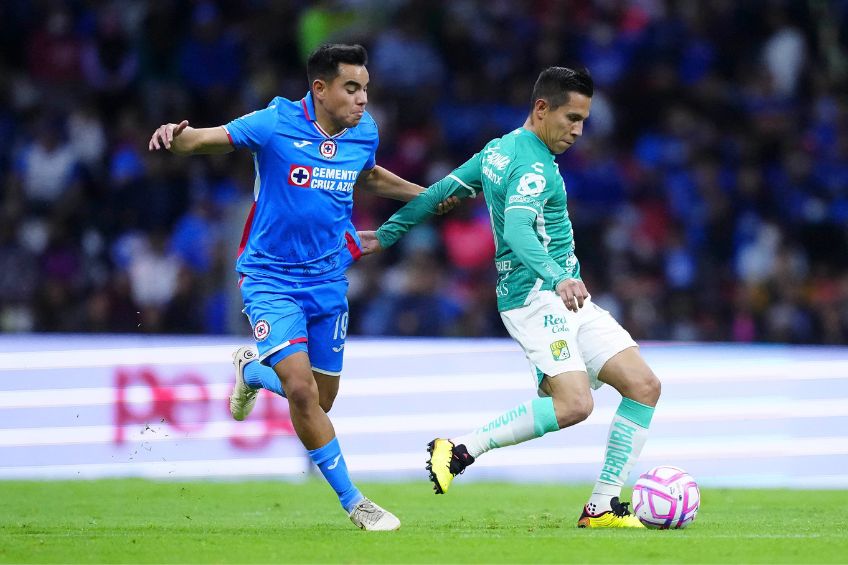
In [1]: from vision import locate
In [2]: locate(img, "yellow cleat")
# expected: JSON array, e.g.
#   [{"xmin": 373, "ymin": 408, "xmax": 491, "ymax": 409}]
[
  {"xmin": 425, "ymin": 439, "xmax": 474, "ymax": 494},
  {"xmin": 577, "ymin": 497, "xmax": 645, "ymax": 528}
]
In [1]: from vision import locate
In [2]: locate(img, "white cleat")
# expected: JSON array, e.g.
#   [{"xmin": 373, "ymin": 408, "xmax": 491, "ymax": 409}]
[
  {"xmin": 348, "ymin": 498, "xmax": 401, "ymax": 531},
  {"xmin": 229, "ymin": 346, "xmax": 259, "ymax": 421}
]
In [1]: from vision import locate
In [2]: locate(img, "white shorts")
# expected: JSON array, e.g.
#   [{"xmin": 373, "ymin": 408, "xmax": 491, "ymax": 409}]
[{"xmin": 500, "ymin": 292, "xmax": 638, "ymax": 392}]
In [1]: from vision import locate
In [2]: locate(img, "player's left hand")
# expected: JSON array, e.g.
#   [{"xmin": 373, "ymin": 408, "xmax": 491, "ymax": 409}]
[
  {"xmin": 555, "ymin": 278, "xmax": 589, "ymax": 313},
  {"xmin": 357, "ymin": 231, "xmax": 383, "ymax": 256},
  {"xmin": 435, "ymin": 196, "xmax": 460, "ymax": 215}
]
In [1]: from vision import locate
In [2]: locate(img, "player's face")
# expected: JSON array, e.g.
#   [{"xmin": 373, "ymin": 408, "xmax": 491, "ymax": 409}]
[
  {"xmin": 318, "ymin": 63, "xmax": 370, "ymax": 130},
  {"xmin": 542, "ymin": 93, "xmax": 591, "ymax": 154}
]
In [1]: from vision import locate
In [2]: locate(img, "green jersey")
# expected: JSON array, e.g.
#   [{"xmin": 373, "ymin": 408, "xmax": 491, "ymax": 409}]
[{"xmin": 376, "ymin": 127, "xmax": 580, "ymax": 312}]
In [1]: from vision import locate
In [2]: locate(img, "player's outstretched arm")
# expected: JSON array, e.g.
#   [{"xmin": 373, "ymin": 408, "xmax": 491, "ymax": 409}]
[
  {"xmin": 355, "ymin": 166, "xmax": 459, "ymax": 214},
  {"xmin": 148, "ymin": 121, "xmax": 234, "ymax": 155},
  {"xmin": 356, "ymin": 165, "xmax": 423, "ymax": 201},
  {"xmin": 365, "ymin": 175, "xmax": 473, "ymax": 253}
]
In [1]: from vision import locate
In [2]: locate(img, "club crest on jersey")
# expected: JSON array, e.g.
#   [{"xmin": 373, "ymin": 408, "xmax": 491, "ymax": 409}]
[
  {"xmin": 320, "ymin": 139, "xmax": 338, "ymax": 159},
  {"xmin": 288, "ymin": 164, "xmax": 312, "ymax": 186},
  {"xmin": 550, "ymin": 339, "xmax": 570, "ymax": 361},
  {"xmin": 253, "ymin": 319, "xmax": 271, "ymax": 342}
]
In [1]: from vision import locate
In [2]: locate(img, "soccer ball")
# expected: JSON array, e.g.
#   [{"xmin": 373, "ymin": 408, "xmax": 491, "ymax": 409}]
[{"xmin": 632, "ymin": 466, "xmax": 700, "ymax": 529}]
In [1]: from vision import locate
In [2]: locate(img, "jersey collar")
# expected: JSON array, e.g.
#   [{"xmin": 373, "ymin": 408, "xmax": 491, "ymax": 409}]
[
  {"xmin": 519, "ymin": 127, "xmax": 553, "ymax": 154},
  {"xmin": 300, "ymin": 92, "xmax": 348, "ymax": 139}
]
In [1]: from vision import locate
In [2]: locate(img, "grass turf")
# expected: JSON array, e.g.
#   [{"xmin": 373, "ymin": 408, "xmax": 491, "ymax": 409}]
[{"xmin": 1, "ymin": 480, "xmax": 846, "ymax": 564}]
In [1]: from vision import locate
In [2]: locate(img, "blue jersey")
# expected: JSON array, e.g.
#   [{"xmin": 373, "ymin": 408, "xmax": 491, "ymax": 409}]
[{"xmin": 224, "ymin": 92, "xmax": 379, "ymax": 281}]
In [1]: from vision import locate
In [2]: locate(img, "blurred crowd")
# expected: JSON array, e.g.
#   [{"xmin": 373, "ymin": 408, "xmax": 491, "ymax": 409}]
[{"xmin": 1, "ymin": 0, "xmax": 847, "ymax": 343}]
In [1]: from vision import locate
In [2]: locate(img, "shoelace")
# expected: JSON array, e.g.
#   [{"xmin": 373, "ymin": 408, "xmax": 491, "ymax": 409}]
[{"xmin": 355, "ymin": 501, "xmax": 383, "ymax": 523}]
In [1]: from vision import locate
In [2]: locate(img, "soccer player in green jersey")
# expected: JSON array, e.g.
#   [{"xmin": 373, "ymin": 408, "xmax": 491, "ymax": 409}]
[{"xmin": 357, "ymin": 67, "xmax": 661, "ymax": 528}]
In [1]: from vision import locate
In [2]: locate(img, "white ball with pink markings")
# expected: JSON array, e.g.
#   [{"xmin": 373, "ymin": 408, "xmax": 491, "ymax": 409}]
[{"xmin": 632, "ymin": 465, "xmax": 700, "ymax": 529}]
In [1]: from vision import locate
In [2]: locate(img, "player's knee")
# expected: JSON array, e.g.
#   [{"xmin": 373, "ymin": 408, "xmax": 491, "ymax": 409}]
[
  {"xmin": 648, "ymin": 373, "xmax": 661, "ymax": 403},
  {"xmin": 571, "ymin": 395, "xmax": 595, "ymax": 424},
  {"xmin": 283, "ymin": 379, "xmax": 319, "ymax": 412},
  {"xmin": 634, "ymin": 371, "xmax": 661, "ymax": 406},
  {"xmin": 555, "ymin": 394, "xmax": 594, "ymax": 428}
]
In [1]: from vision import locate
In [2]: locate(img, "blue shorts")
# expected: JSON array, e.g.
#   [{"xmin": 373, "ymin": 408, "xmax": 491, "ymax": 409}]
[{"xmin": 240, "ymin": 275, "xmax": 349, "ymax": 375}]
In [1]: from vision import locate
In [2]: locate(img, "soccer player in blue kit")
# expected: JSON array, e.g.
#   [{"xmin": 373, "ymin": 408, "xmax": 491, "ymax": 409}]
[{"xmin": 149, "ymin": 44, "xmax": 454, "ymax": 530}]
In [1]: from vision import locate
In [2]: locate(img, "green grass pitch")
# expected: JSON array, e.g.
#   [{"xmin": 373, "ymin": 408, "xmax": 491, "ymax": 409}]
[{"xmin": 2, "ymin": 480, "xmax": 846, "ymax": 564}]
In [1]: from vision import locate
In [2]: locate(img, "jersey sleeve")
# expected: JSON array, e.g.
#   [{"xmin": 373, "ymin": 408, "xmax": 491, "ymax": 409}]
[
  {"xmin": 375, "ymin": 153, "xmax": 482, "ymax": 249},
  {"xmin": 223, "ymin": 105, "xmax": 278, "ymax": 152},
  {"xmin": 445, "ymin": 151, "xmax": 483, "ymax": 198},
  {"xmin": 363, "ymin": 126, "xmax": 379, "ymax": 170},
  {"xmin": 502, "ymin": 161, "xmax": 568, "ymax": 288}
]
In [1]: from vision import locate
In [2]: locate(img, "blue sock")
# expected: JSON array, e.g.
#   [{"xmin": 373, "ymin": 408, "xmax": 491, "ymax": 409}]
[
  {"xmin": 243, "ymin": 360, "xmax": 286, "ymax": 397},
  {"xmin": 308, "ymin": 437, "xmax": 364, "ymax": 513}
]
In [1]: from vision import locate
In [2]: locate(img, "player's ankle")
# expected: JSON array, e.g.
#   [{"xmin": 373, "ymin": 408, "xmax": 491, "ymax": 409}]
[{"xmin": 586, "ymin": 493, "xmax": 615, "ymax": 516}]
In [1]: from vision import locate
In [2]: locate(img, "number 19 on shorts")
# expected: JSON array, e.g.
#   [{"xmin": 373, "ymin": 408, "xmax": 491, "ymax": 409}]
[{"xmin": 333, "ymin": 312, "xmax": 349, "ymax": 340}]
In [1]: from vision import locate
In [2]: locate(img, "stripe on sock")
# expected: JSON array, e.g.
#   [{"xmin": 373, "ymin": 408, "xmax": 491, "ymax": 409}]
[
  {"xmin": 531, "ymin": 397, "xmax": 559, "ymax": 436},
  {"xmin": 617, "ymin": 397, "xmax": 654, "ymax": 428}
]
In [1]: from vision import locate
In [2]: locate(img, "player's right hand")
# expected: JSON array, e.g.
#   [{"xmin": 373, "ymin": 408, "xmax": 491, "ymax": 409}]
[
  {"xmin": 435, "ymin": 196, "xmax": 460, "ymax": 215},
  {"xmin": 555, "ymin": 278, "xmax": 588, "ymax": 313},
  {"xmin": 356, "ymin": 231, "xmax": 383, "ymax": 256},
  {"xmin": 148, "ymin": 120, "xmax": 189, "ymax": 151}
]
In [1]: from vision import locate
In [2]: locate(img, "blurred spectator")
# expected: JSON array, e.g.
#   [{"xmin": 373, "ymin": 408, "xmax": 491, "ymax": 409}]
[
  {"xmin": 0, "ymin": 0, "xmax": 846, "ymax": 344},
  {"xmin": 80, "ymin": 4, "xmax": 139, "ymax": 120},
  {"xmin": 762, "ymin": 7, "xmax": 807, "ymax": 96},
  {"xmin": 27, "ymin": 3, "xmax": 83, "ymax": 87},
  {"xmin": 13, "ymin": 116, "xmax": 82, "ymax": 216},
  {"xmin": 371, "ymin": 6, "xmax": 445, "ymax": 96},
  {"xmin": 361, "ymin": 247, "xmax": 463, "ymax": 337},
  {"xmin": 0, "ymin": 216, "xmax": 38, "ymax": 332}
]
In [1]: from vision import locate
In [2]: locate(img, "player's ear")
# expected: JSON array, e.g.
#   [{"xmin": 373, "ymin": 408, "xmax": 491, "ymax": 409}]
[
  {"xmin": 312, "ymin": 79, "xmax": 327, "ymax": 99},
  {"xmin": 534, "ymin": 98, "xmax": 548, "ymax": 119}
]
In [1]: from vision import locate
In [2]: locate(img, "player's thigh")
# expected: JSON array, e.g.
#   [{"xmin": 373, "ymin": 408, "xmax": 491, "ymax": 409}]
[
  {"xmin": 300, "ymin": 278, "xmax": 350, "ymax": 378},
  {"xmin": 597, "ymin": 347, "xmax": 661, "ymax": 406},
  {"xmin": 576, "ymin": 298, "xmax": 639, "ymax": 390},
  {"xmin": 240, "ymin": 276, "xmax": 309, "ymax": 367},
  {"xmin": 270, "ymin": 351, "xmax": 315, "ymax": 397},
  {"xmin": 500, "ymin": 290, "xmax": 589, "ymax": 392},
  {"xmin": 313, "ymin": 370, "xmax": 340, "ymax": 413}
]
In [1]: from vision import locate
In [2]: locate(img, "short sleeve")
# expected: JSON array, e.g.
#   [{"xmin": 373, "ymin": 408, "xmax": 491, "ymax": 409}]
[
  {"xmin": 503, "ymin": 161, "xmax": 551, "ymax": 217},
  {"xmin": 223, "ymin": 105, "xmax": 278, "ymax": 152},
  {"xmin": 362, "ymin": 122, "xmax": 379, "ymax": 170}
]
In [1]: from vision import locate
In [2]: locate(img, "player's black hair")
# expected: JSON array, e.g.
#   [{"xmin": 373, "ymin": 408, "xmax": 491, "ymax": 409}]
[
  {"xmin": 530, "ymin": 67, "xmax": 594, "ymax": 110},
  {"xmin": 307, "ymin": 43, "xmax": 369, "ymax": 84}
]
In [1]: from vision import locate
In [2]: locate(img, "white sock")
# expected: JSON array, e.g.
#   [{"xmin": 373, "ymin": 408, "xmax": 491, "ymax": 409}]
[
  {"xmin": 452, "ymin": 397, "xmax": 559, "ymax": 458},
  {"xmin": 586, "ymin": 397, "xmax": 654, "ymax": 515}
]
